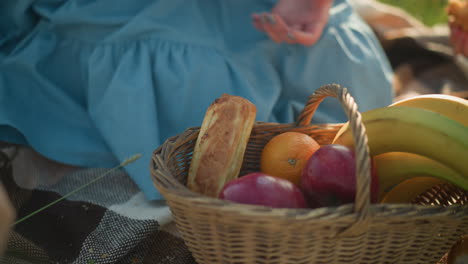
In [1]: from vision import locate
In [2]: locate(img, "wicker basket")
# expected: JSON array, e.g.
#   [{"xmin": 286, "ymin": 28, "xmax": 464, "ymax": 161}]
[{"xmin": 151, "ymin": 84, "xmax": 468, "ymax": 264}]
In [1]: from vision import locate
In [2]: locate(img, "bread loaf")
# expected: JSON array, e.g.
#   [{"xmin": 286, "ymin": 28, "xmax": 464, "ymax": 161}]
[{"xmin": 187, "ymin": 94, "xmax": 257, "ymax": 197}]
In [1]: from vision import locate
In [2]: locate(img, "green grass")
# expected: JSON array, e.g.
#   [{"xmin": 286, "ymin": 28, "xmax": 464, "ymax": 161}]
[{"xmin": 377, "ymin": 0, "xmax": 449, "ymax": 26}]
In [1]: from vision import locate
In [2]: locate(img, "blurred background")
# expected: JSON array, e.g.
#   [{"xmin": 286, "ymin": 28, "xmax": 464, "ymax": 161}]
[
  {"xmin": 379, "ymin": 0, "xmax": 448, "ymax": 26},
  {"xmin": 357, "ymin": 0, "xmax": 468, "ymax": 102}
]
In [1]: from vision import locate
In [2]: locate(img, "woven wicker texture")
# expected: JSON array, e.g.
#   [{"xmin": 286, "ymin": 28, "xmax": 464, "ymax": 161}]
[{"xmin": 151, "ymin": 84, "xmax": 468, "ymax": 264}]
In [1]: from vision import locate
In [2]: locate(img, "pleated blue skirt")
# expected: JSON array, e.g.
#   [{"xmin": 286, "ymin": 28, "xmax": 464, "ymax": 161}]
[{"xmin": 0, "ymin": 0, "xmax": 393, "ymax": 200}]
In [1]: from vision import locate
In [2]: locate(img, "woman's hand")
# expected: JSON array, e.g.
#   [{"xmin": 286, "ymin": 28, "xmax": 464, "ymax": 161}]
[{"xmin": 252, "ymin": 0, "xmax": 333, "ymax": 46}]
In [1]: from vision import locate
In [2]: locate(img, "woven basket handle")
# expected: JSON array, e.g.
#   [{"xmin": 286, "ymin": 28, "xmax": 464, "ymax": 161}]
[{"xmin": 296, "ymin": 84, "xmax": 372, "ymax": 237}]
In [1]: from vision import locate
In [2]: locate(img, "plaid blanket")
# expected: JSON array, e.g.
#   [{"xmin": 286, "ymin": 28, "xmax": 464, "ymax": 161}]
[{"xmin": 0, "ymin": 145, "xmax": 196, "ymax": 264}]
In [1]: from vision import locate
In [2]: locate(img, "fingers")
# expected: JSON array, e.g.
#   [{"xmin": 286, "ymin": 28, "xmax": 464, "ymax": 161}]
[
  {"xmin": 289, "ymin": 24, "xmax": 302, "ymax": 31},
  {"xmin": 252, "ymin": 13, "xmax": 292, "ymax": 43},
  {"xmin": 266, "ymin": 14, "xmax": 296, "ymax": 44},
  {"xmin": 251, "ymin": 14, "xmax": 266, "ymax": 32},
  {"xmin": 260, "ymin": 14, "xmax": 286, "ymax": 43},
  {"xmin": 251, "ymin": 13, "xmax": 324, "ymax": 46},
  {"xmin": 288, "ymin": 23, "xmax": 323, "ymax": 46}
]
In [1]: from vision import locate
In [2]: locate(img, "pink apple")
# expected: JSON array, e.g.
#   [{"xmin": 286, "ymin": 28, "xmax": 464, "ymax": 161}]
[
  {"xmin": 219, "ymin": 172, "xmax": 307, "ymax": 209},
  {"xmin": 300, "ymin": 144, "xmax": 379, "ymax": 208}
]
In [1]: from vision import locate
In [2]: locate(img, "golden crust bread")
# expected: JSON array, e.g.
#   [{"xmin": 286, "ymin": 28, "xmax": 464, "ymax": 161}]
[
  {"xmin": 187, "ymin": 94, "xmax": 257, "ymax": 197},
  {"xmin": 448, "ymin": 0, "xmax": 468, "ymax": 30}
]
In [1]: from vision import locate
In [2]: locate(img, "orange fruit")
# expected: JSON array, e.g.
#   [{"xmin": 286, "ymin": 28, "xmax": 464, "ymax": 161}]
[{"xmin": 260, "ymin": 132, "xmax": 320, "ymax": 185}]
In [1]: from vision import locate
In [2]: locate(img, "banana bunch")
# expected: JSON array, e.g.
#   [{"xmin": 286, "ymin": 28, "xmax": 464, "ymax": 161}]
[{"xmin": 332, "ymin": 94, "xmax": 468, "ymax": 203}]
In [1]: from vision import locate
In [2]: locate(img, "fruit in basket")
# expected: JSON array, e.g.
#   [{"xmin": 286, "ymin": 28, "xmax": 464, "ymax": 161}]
[
  {"xmin": 299, "ymin": 144, "xmax": 379, "ymax": 208},
  {"xmin": 380, "ymin": 176, "xmax": 448, "ymax": 204},
  {"xmin": 260, "ymin": 132, "xmax": 320, "ymax": 186},
  {"xmin": 391, "ymin": 94, "xmax": 468, "ymax": 126},
  {"xmin": 219, "ymin": 172, "xmax": 308, "ymax": 209},
  {"xmin": 332, "ymin": 106, "xmax": 468, "ymax": 183},
  {"xmin": 187, "ymin": 94, "xmax": 257, "ymax": 197},
  {"xmin": 373, "ymin": 152, "xmax": 468, "ymax": 201}
]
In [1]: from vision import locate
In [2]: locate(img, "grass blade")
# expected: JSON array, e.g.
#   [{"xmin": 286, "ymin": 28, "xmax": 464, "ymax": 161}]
[{"xmin": 12, "ymin": 153, "xmax": 142, "ymax": 226}]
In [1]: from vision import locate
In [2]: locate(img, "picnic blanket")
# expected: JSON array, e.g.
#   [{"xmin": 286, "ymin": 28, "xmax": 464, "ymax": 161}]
[
  {"xmin": 1, "ymin": 145, "xmax": 195, "ymax": 264},
  {"xmin": 1, "ymin": 1, "xmax": 467, "ymax": 263}
]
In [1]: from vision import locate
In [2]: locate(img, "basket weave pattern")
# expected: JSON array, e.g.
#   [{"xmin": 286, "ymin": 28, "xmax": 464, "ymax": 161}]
[{"xmin": 151, "ymin": 84, "xmax": 468, "ymax": 264}]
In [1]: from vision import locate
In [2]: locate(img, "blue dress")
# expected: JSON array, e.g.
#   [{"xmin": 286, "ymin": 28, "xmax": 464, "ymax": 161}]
[{"xmin": 0, "ymin": 0, "xmax": 393, "ymax": 200}]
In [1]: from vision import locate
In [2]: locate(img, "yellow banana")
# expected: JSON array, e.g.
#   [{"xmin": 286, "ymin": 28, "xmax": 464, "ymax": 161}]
[
  {"xmin": 332, "ymin": 106, "xmax": 468, "ymax": 179},
  {"xmin": 391, "ymin": 94, "xmax": 468, "ymax": 126},
  {"xmin": 380, "ymin": 176, "xmax": 448, "ymax": 204},
  {"xmin": 373, "ymin": 152, "xmax": 467, "ymax": 200}
]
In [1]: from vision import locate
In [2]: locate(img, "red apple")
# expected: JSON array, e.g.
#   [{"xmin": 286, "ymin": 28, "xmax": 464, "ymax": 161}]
[
  {"xmin": 219, "ymin": 172, "xmax": 307, "ymax": 209},
  {"xmin": 300, "ymin": 144, "xmax": 379, "ymax": 208}
]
